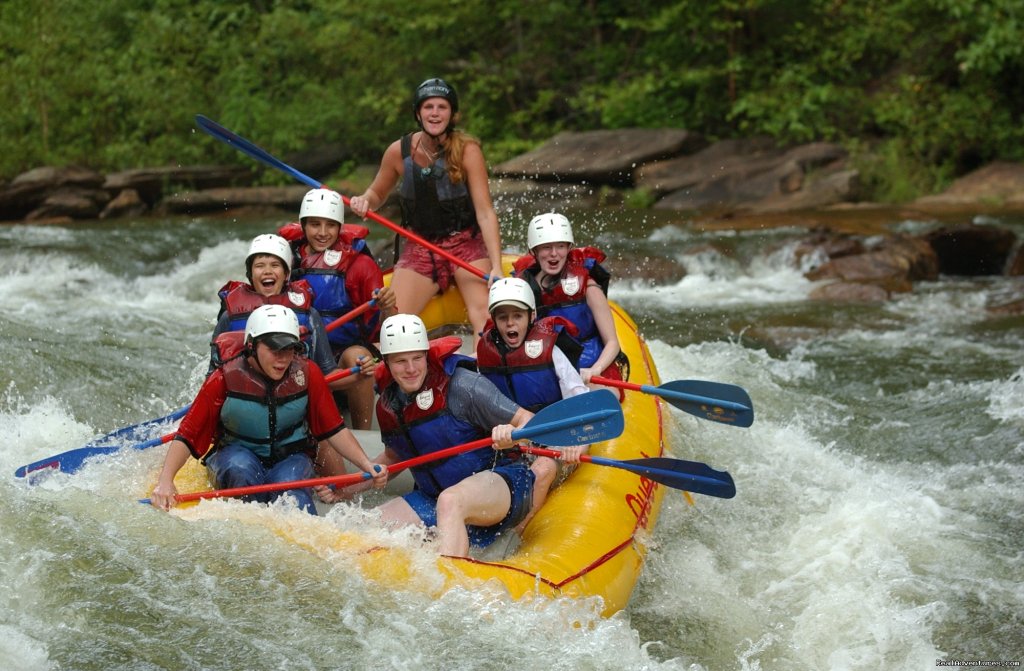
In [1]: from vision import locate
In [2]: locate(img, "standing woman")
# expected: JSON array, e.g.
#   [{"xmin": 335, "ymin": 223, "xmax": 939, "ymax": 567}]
[{"xmin": 349, "ymin": 78, "xmax": 504, "ymax": 344}]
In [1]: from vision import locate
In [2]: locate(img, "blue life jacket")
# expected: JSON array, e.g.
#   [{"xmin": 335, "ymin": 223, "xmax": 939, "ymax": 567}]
[
  {"xmin": 375, "ymin": 340, "xmax": 492, "ymax": 499},
  {"xmin": 476, "ymin": 316, "xmax": 581, "ymax": 412}
]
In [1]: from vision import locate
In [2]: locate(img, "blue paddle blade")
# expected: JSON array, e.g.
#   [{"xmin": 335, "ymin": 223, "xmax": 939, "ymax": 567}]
[
  {"xmin": 657, "ymin": 379, "xmax": 754, "ymax": 428},
  {"xmin": 195, "ymin": 115, "xmax": 320, "ymax": 189},
  {"xmin": 515, "ymin": 389, "xmax": 624, "ymax": 447},
  {"xmin": 588, "ymin": 454, "xmax": 737, "ymax": 498},
  {"xmin": 81, "ymin": 406, "xmax": 188, "ymax": 449},
  {"xmin": 14, "ymin": 420, "xmax": 178, "ymax": 479}
]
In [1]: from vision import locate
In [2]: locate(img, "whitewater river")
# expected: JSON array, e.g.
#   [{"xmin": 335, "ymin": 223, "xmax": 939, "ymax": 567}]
[{"xmin": 1, "ymin": 207, "xmax": 1021, "ymax": 670}]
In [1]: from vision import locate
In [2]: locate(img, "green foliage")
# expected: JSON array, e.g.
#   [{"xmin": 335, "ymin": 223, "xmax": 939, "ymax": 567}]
[{"xmin": 0, "ymin": 0, "xmax": 1021, "ymax": 195}]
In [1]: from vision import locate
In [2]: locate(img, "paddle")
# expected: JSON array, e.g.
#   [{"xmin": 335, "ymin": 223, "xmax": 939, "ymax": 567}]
[
  {"xmin": 15, "ymin": 423, "xmax": 179, "ymax": 479},
  {"xmin": 85, "ymin": 405, "xmax": 190, "ymax": 446},
  {"xmin": 147, "ymin": 388, "xmax": 624, "ymax": 505},
  {"xmin": 325, "ymin": 298, "xmax": 377, "ymax": 333},
  {"xmin": 591, "ymin": 376, "xmax": 754, "ymax": 428},
  {"xmin": 15, "ymin": 364, "xmax": 362, "ymax": 479},
  {"xmin": 519, "ymin": 445, "xmax": 736, "ymax": 499},
  {"xmin": 195, "ymin": 114, "xmax": 491, "ymax": 282}
]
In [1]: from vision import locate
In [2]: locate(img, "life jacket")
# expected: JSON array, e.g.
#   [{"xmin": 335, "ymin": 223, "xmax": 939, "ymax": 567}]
[
  {"xmin": 216, "ymin": 350, "xmax": 313, "ymax": 464},
  {"xmin": 397, "ymin": 133, "xmax": 480, "ymax": 240},
  {"xmin": 513, "ymin": 247, "xmax": 612, "ymax": 369},
  {"xmin": 217, "ymin": 280, "xmax": 315, "ymax": 334},
  {"xmin": 477, "ymin": 316, "xmax": 582, "ymax": 412},
  {"xmin": 280, "ymin": 222, "xmax": 377, "ymax": 348},
  {"xmin": 375, "ymin": 337, "xmax": 493, "ymax": 499}
]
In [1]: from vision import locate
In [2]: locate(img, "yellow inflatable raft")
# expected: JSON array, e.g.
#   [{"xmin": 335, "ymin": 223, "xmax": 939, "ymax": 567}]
[{"xmin": 167, "ymin": 255, "xmax": 667, "ymax": 616}]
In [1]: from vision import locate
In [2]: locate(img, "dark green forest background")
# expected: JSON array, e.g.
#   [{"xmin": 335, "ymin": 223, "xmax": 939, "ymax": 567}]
[{"xmin": 2, "ymin": 0, "xmax": 1022, "ymax": 202}]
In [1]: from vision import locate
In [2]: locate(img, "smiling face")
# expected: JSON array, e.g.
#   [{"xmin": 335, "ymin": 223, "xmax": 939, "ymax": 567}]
[
  {"xmin": 384, "ymin": 351, "xmax": 428, "ymax": 394},
  {"xmin": 249, "ymin": 254, "xmax": 287, "ymax": 297},
  {"xmin": 303, "ymin": 216, "xmax": 341, "ymax": 253},
  {"xmin": 532, "ymin": 241, "xmax": 571, "ymax": 277},
  {"xmin": 417, "ymin": 97, "xmax": 452, "ymax": 137},
  {"xmin": 491, "ymin": 305, "xmax": 531, "ymax": 349},
  {"xmin": 252, "ymin": 340, "xmax": 297, "ymax": 381}
]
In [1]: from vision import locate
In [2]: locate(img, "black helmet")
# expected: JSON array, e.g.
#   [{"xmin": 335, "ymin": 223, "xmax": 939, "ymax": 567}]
[{"xmin": 412, "ymin": 77, "xmax": 459, "ymax": 121}]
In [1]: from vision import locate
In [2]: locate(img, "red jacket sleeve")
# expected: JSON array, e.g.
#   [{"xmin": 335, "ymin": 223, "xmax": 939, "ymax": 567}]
[
  {"xmin": 174, "ymin": 370, "xmax": 227, "ymax": 458},
  {"xmin": 305, "ymin": 363, "xmax": 345, "ymax": 441},
  {"xmin": 345, "ymin": 255, "xmax": 383, "ymax": 309}
]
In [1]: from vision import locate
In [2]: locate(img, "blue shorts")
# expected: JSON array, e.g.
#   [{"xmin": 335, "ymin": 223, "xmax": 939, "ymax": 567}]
[{"xmin": 402, "ymin": 462, "xmax": 535, "ymax": 548}]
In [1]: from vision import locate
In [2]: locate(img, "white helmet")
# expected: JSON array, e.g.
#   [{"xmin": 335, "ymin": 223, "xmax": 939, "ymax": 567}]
[
  {"xmin": 244, "ymin": 305, "xmax": 301, "ymax": 350},
  {"xmin": 488, "ymin": 277, "xmax": 535, "ymax": 313},
  {"xmin": 379, "ymin": 314, "xmax": 428, "ymax": 355},
  {"xmin": 246, "ymin": 234, "xmax": 293, "ymax": 275},
  {"xmin": 527, "ymin": 212, "xmax": 574, "ymax": 251},
  {"xmin": 299, "ymin": 188, "xmax": 344, "ymax": 224}
]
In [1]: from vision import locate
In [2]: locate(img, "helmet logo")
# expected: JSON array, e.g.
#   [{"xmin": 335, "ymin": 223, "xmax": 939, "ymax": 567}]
[
  {"xmin": 324, "ymin": 249, "xmax": 341, "ymax": 266},
  {"xmin": 288, "ymin": 291, "xmax": 305, "ymax": 306},
  {"xmin": 524, "ymin": 339, "xmax": 544, "ymax": 359},
  {"xmin": 560, "ymin": 276, "xmax": 581, "ymax": 296},
  {"xmin": 292, "ymin": 369, "xmax": 305, "ymax": 387},
  {"xmin": 415, "ymin": 388, "xmax": 434, "ymax": 410}
]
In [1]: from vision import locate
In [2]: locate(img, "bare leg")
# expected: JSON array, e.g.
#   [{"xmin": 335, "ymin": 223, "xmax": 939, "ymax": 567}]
[
  {"xmin": 453, "ymin": 259, "xmax": 492, "ymax": 348},
  {"xmin": 435, "ymin": 471, "xmax": 512, "ymax": 557},
  {"xmin": 377, "ymin": 496, "xmax": 426, "ymax": 527},
  {"xmin": 515, "ymin": 456, "xmax": 556, "ymax": 534},
  {"xmin": 390, "ymin": 267, "xmax": 439, "ymax": 316}
]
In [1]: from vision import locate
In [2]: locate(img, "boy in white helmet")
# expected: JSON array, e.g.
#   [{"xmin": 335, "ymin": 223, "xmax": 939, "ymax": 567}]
[
  {"xmin": 318, "ymin": 313, "xmax": 532, "ymax": 557},
  {"xmin": 150, "ymin": 305, "xmax": 387, "ymax": 514},
  {"xmin": 278, "ymin": 188, "xmax": 397, "ymax": 429},
  {"xmin": 477, "ymin": 277, "xmax": 589, "ymax": 530},
  {"xmin": 211, "ymin": 233, "xmax": 359, "ymax": 384}
]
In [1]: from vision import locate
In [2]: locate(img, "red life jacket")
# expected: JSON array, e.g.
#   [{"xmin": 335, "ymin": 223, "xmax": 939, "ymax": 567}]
[
  {"xmin": 477, "ymin": 316, "xmax": 580, "ymax": 412},
  {"xmin": 218, "ymin": 280, "xmax": 315, "ymax": 333}
]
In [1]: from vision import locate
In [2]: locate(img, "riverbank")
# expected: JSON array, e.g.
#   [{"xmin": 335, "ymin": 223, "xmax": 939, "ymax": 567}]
[{"xmin": 3, "ymin": 131, "xmax": 1024, "ymax": 315}]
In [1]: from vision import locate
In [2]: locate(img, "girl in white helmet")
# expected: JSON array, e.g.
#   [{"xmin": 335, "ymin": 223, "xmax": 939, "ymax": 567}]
[
  {"xmin": 349, "ymin": 78, "xmax": 504, "ymax": 345},
  {"xmin": 277, "ymin": 188, "xmax": 398, "ymax": 430},
  {"xmin": 149, "ymin": 305, "xmax": 388, "ymax": 514},
  {"xmin": 513, "ymin": 213, "xmax": 625, "ymax": 388},
  {"xmin": 318, "ymin": 313, "xmax": 533, "ymax": 558},
  {"xmin": 477, "ymin": 277, "xmax": 591, "ymax": 531}
]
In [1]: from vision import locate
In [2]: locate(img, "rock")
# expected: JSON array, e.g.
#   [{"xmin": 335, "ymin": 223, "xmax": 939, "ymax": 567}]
[
  {"xmin": 0, "ymin": 166, "xmax": 104, "ymax": 220},
  {"xmin": 100, "ymin": 189, "xmax": 148, "ymax": 219},
  {"xmin": 602, "ymin": 252, "xmax": 686, "ymax": 285},
  {"xmin": 156, "ymin": 185, "xmax": 308, "ymax": 215},
  {"xmin": 492, "ymin": 129, "xmax": 706, "ymax": 186},
  {"xmin": 638, "ymin": 137, "xmax": 782, "ymax": 195},
  {"xmin": 804, "ymin": 233, "xmax": 938, "ymax": 292},
  {"xmin": 1005, "ymin": 246, "xmax": 1024, "ymax": 276},
  {"xmin": 988, "ymin": 297, "xmax": 1024, "ymax": 316},
  {"xmin": 914, "ymin": 161, "xmax": 1024, "ymax": 208},
  {"xmin": 26, "ymin": 186, "xmax": 110, "ymax": 220},
  {"xmin": 648, "ymin": 140, "xmax": 851, "ymax": 213},
  {"xmin": 921, "ymin": 224, "xmax": 1017, "ymax": 276},
  {"xmin": 103, "ymin": 165, "xmax": 252, "ymax": 205},
  {"xmin": 808, "ymin": 281, "xmax": 890, "ymax": 302},
  {"xmin": 752, "ymin": 169, "xmax": 860, "ymax": 213},
  {"xmin": 794, "ymin": 228, "xmax": 866, "ymax": 260}
]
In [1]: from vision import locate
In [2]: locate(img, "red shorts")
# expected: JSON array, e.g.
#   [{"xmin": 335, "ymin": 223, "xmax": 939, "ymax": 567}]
[{"xmin": 395, "ymin": 228, "xmax": 488, "ymax": 291}]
